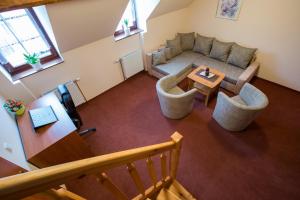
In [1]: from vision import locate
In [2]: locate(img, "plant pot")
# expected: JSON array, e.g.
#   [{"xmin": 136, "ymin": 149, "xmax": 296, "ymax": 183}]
[
  {"xmin": 15, "ymin": 105, "xmax": 26, "ymax": 116},
  {"xmin": 124, "ymin": 27, "xmax": 130, "ymax": 35},
  {"xmin": 31, "ymin": 63, "xmax": 42, "ymax": 71}
]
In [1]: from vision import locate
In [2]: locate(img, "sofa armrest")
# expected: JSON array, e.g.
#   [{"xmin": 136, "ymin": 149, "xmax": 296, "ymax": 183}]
[
  {"xmin": 235, "ymin": 61, "xmax": 259, "ymax": 93},
  {"xmin": 145, "ymin": 52, "xmax": 153, "ymax": 73}
]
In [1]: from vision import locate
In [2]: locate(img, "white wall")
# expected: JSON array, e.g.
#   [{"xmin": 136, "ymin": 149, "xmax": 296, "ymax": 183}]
[
  {"xmin": 185, "ymin": 0, "xmax": 300, "ymax": 91},
  {"xmin": 0, "ymin": 95, "xmax": 35, "ymax": 171},
  {"xmin": 144, "ymin": 8, "xmax": 189, "ymax": 52},
  {"xmin": 0, "ymin": 7, "xmax": 190, "ymax": 103}
]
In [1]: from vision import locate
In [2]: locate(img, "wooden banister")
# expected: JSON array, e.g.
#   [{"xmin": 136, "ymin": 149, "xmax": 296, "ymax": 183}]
[
  {"xmin": 0, "ymin": 132, "xmax": 182, "ymax": 200},
  {"xmin": 0, "ymin": 0, "xmax": 70, "ymax": 12}
]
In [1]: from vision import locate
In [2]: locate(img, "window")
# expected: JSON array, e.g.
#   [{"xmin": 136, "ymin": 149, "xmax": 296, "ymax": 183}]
[
  {"xmin": 0, "ymin": 8, "xmax": 60, "ymax": 76},
  {"xmin": 114, "ymin": 0, "xmax": 138, "ymax": 37}
]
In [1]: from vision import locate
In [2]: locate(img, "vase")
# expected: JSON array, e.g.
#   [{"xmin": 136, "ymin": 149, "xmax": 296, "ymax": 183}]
[
  {"xmin": 31, "ymin": 62, "xmax": 42, "ymax": 71},
  {"xmin": 15, "ymin": 105, "xmax": 26, "ymax": 116},
  {"xmin": 124, "ymin": 27, "xmax": 130, "ymax": 35}
]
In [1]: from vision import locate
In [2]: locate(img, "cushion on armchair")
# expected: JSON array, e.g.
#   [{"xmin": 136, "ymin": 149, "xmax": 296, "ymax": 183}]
[
  {"xmin": 193, "ymin": 34, "xmax": 214, "ymax": 55},
  {"xmin": 177, "ymin": 32, "xmax": 195, "ymax": 51},
  {"xmin": 209, "ymin": 39, "xmax": 233, "ymax": 62},
  {"xmin": 227, "ymin": 44, "xmax": 257, "ymax": 69},
  {"xmin": 166, "ymin": 36, "xmax": 183, "ymax": 58}
]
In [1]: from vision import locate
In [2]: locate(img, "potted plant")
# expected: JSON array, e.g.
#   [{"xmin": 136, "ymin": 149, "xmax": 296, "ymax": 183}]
[
  {"xmin": 123, "ymin": 19, "xmax": 130, "ymax": 35},
  {"xmin": 24, "ymin": 53, "xmax": 41, "ymax": 70},
  {"xmin": 3, "ymin": 99, "xmax": 26, "ymax": 116}
]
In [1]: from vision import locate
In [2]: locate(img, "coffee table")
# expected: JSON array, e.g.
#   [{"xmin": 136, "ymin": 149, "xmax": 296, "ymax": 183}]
[{"xmin": 187, "ymin": 66, "xmax": 225, "ymax": 106}]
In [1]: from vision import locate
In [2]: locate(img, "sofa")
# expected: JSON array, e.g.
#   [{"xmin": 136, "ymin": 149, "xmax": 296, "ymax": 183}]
[
  {"xmin": 145, "ymin": 33, "xmax": 259, "ymax": 94},
  {"xmin": 213, "ymin": 83, "xmax": 269, "ymax": 131}
]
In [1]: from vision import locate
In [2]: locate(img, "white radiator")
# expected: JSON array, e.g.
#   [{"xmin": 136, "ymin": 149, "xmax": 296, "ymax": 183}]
[
  {"xmin": 45, "ymin": 80, "xmax": 86, "ymax": 107},
  {"xmin": 120, "ymin": 49, "xmax": 144, "ymax": 79}
]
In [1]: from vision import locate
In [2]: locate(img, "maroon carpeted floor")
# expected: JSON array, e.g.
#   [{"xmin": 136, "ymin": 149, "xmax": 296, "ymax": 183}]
[{"xmin": 67, "ymin": 71, "xmax": 300, "ymax": 200}]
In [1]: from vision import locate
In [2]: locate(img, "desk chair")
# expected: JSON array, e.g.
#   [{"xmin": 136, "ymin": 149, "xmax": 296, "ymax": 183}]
[{"xmin": 57, "ymin": 84, "xmax": 96, "ymax": 136}]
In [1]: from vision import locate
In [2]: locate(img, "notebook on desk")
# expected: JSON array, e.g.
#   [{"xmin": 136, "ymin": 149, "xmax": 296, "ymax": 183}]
[{"xmin": 29, "ymin": 106, "xmax": 58, "ymax": 129}]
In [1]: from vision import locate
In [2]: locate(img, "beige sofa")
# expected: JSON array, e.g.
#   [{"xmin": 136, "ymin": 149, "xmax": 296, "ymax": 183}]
[{"xmin": 145, "ymin": 43, "xmax": 259, "ymax": 94}]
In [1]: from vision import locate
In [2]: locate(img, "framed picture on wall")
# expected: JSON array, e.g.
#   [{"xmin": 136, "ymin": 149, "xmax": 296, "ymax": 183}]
[{"xmin": 216, "ymin": 0, "xmax": 243, "ymax": 20}]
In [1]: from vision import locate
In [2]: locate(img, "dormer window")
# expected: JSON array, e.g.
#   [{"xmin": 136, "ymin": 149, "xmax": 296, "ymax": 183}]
[
  {"xmin": 114, "ymin": 0, "xmax": 138, "ymax": 37},
  {"xmin": 0, "ymin": 8, "xmax": 61, "ymax": 78}
]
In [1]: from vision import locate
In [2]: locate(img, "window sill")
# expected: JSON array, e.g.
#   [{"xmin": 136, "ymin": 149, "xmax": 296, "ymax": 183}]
[
  {"xmin": 11, "ymin": 57, "xmax": 64, "ymax": 81},
  {"xmin": 114, "ymin": 29, "xmax": 143, "ymax": 42}
]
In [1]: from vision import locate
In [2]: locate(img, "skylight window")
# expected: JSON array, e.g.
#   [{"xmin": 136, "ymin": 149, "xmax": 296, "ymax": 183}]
[
  {"xmin": 0, "ymin": 8, "xmax": 60, "ymax": 77},
  {"xmin": 114, "ymin": 0, "xmax": 138, "ymax": 37}
]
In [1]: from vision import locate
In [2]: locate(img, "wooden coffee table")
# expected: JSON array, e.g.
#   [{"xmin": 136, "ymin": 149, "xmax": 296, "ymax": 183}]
[{"xmin": 187, "ymin": 66, "xmax": 225, "ymax": 106}]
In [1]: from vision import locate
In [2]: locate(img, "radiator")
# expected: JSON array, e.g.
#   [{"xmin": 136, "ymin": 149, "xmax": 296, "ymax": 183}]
[
  {"xmin": 45, "ymin": 80, "xmax": 86, "ymax": 107},
  {"xmin": 120, "ymin": 49, "xmax": 144, "ymax": 79}
]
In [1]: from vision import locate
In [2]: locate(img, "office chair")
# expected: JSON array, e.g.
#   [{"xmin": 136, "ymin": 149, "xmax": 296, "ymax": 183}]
[{"xmin": 57, "ymin": 84, "xmax": 96, "ymax": 136}]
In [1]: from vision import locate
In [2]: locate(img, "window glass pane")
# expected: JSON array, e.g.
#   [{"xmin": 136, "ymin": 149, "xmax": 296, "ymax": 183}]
[
  {"xmin": 1, "ymin": 43, "xmax": 27, "ymax": 67},
  {"xmin": 6, "ymin": 14, "xmax": 40, "ymax": 40},
  {"xmin": 23, "ymin": 37, "xmax": 51, "ymax": 57},
  {"xmin": 0, "ymin": 9, "xmax": 51, "ymax": 68},
  {"xmin": 116, "ymin": 1, "xmax": 136, "ymax": 31}
]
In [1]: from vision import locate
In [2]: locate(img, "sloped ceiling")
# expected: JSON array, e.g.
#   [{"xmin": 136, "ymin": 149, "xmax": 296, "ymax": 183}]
[
  {"xmin": 149, "ymin": 0, "xmax": 194, "ymax": 19},
  {"xmin": 46, "ymin": 0, "xmax": 128, "ymax": 52}
]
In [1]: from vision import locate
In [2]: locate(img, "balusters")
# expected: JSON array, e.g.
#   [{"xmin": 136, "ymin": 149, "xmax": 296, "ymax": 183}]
[
  {"xmin": 160, "ymin": 153, "xmax": 167, "ymax": 181},
  {"xmin": 127, "ymin": 163, "xmax": 146, "ymax": 197},
  {"xmin": 146, "ymin": 157, "xmax": 158, "ymax": 188},
  {"xmin": 96, "ymin": 172, "xmax": 128, "ymax": 200}
]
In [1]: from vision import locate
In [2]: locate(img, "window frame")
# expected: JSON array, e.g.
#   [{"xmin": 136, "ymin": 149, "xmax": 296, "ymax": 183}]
[
  {"xmin": 114, "ymin": 0, "xmax": 138, "ymax": 37},
  {"xmin": 0, "ymin": 8, "xmax": 60, "ymax": 76}
]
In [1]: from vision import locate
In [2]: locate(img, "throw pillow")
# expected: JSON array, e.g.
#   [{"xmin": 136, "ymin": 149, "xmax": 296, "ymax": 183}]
[
  {"xmin": 193, "ymin": 34, "xmax": 214, "ymax": 55},
  {"xmin": 177, "ymin": 32, "xmax": 195, "ymax": 51},
  {"xmin": 209, "ymin": 39, "xmax": 234, "ymax": 62},
  {"xmin": 166, "ymin": 36, "xmax": 183, "ymax": 58},
  {"xmin": 227, "ymin": 44, "xmax": 257, "ymax": 69},
  {"xmin": 159, "ymin": 47, "xmax": 172, "ymax": 60},
  {"xmin": 152, "ymin": 51, "xmax": 167, "ymax": 66}
]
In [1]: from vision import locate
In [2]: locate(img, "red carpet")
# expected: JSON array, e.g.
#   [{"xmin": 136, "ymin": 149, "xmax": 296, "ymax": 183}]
[{"xmin": 67, "ymin": 71, "xmax": 300, "ymax": 200}]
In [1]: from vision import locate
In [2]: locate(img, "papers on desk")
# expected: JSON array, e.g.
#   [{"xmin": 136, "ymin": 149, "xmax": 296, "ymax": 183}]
[{"xmin": 29, "ymin": 106, "xmax": 58, "ymax": 129}]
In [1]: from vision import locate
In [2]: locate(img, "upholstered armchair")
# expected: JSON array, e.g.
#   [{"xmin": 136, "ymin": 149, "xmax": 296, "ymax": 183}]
[
  {"xmin": 213, "ymin": 83, "xmax": 269, "ymax": 131},
  {"xmin": 156, "ymin": 75, "xmax": 197, "ymax": 119}
]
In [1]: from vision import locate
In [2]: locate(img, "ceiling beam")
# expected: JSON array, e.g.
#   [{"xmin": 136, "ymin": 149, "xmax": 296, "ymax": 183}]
[{"xmin": 0, "ymin": 0, "xmax": 70, "ymax": 12}]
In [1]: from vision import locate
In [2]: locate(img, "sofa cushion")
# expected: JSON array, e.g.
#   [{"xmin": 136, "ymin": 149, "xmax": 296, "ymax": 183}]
[
  {"xmin": 193, "ymin": 34, "xmax": 214, "ymax": 55},
  {"xmin": 159, "ymin": 47, "xmax": 172, "ymax": 60},
  {"xmin": 166, "ymin": 36, "xmax": 183, "ymax": 57},
  {"xmin": 227, "ymin": 44, "xmax": 257, "ymax": 69},
  {"xmin": 152, "ymin": 51, "xmax": 167, "ymax": 66},
  {"xmin": 193, "ymin": 54, "xmax": 244, "ymax": 84},
  {"xmin": 178, "ymin": 32, "xmax": 195, "ymax": 51},
  {"xmin": 209, "ymin": 40, "xmax": 233, "ymax": 62},
  {"xmin": 153, "ymin": 51, "xmax": 198, "ymax": 78}
]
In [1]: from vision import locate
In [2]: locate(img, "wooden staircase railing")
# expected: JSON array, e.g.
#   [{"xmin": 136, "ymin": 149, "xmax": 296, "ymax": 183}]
[
  {"xmin": 0, "ymin": 132, "xmax": 184, "ymax": 200},
  {"xmin": 0, "ymin": 0, "xmax": 70, "ymax": 12}
]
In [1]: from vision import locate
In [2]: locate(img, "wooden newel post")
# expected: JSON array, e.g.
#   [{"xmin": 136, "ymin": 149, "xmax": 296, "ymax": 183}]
[{"xmin": 170, "ymin": 132, "xmax": 183, "ymax": 180}]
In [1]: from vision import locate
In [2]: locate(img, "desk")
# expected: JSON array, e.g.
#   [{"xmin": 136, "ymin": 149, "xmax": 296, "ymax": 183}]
[
  {"xmin": 0, "ymin": 157, "xmax": 26, "ymax": 178},
  {"xmin": 17, "ymin": 93, "xmax": 93, "ymax": 168}
]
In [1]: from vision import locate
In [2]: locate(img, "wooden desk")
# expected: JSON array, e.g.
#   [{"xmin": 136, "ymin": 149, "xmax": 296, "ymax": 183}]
[
  {"xmin": 17, "ymin": 93, "xmax": 93, "ymax": 168},
  {"xmin": 0, "ymin": 157, "xmax": 26, "ymax": 178}
]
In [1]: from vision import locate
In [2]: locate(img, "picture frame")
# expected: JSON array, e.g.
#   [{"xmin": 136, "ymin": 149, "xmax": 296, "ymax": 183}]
[{"xmin": 216, "ymin": 0, "xmax": 243, "ymax": 20}]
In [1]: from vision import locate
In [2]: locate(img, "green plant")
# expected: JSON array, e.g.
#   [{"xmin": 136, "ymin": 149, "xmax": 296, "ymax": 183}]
[
  {"xmin": 3, "ymin": 99, "xmax": 23, "ymax": 112},
  {"xmin": 123, "ymin": 19, "xmax": 129, "ymax": 27},
  {"xmin": 24, "ymin": 53, "xmax": 40, "ymax": 65}
]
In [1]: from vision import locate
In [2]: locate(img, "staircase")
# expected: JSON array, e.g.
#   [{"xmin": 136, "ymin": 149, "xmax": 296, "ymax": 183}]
[{"xmin": 0, "ymin": 132, "xmax": 196, "ymax": 200}]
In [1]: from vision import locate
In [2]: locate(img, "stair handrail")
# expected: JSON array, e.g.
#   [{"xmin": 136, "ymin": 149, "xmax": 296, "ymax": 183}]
[{"xmin": 0, "ymin": 132, "xmax": 182, "ymax": 200}]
